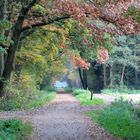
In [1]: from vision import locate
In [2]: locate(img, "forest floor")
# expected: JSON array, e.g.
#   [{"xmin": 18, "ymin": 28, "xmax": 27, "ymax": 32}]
[{"xmin": 0, "ymin": 93, "xmax": 118, "ymax": 140}]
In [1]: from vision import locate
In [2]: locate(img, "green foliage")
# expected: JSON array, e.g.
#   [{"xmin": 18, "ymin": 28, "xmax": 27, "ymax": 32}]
[
  {"xmin": 0, "ymin": 47, "xmax": 6, "ymax": 54},
  {"xmin": 87, "ymin": 99, "xmax": 140, "ymax": 140},
  {"xmin": 63, "ymin": 19, "xmax": 98, "ymax": 60},
  {"xmin": 125, "ymin": 6, "xmax": 140, "ymax": 23},
  {"xmin": 106, "ymin": 44, "xmax": 140, "ymax": 86},
  {"xmin": 0, "ymin": 85, "xmax": 56, "ymax": 111},
  {"xmin": 102, "ymin": 86, "xmax": 140, "ymax": 94},
  {"xmin": 16, "ymin": 28, "xmax": 67, "ymax": 86},
  {"xmin": 64, "ymin": 87, "xmax": 72, "ymax": 92},
  {"xmin": 103, "ymin": 33, "xmax": 114, "ymax": 51},
  {"xmin": 0, "ymin": 20, "xmax": 12, "ymax": 30},
  {"xmin": 72, "ymin": 89, "xmax": 104, "ymax": 106},
  {"xmin": 23, "ymin": 91, "xmax": 56, "ymax": 109},
  {"xmin": 107, "ymin": 46, "xmax": 139, "ymax": 68},
  {"xmin": 32, "ymin": 4, "xmax": 46, "ymax": 14},
  {"xmin": 0, "ymin": 20, "xmax": 13, "ymax": 47},
  {"xmin": 43, "ymin": 86, "xmax": 56, "ymax": 92},
  {"xmin": 72, "ymin": 89, "xmax": 91, "ymax": 96},
  {"xmin": 0, "ymin": 119, "xmax": 32, "ymax": 140}
]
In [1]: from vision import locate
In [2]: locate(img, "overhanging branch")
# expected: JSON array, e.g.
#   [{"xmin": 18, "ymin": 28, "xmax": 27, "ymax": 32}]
[{"xmin": 21, "ymin": 15, "xmax": 70, "ymax": 32}]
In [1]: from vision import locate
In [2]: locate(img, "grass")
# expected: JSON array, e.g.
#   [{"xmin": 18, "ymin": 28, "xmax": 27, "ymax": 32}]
[
  {"xmin": 72, "ymin": 89, "xmax": 104, "ymax": 106},
  {"xmin": 0, "ymin": 119, "xmax": 32, "ymax": 140},
  {"xmin": 87, "ymin": 99, "xmax": 140, "ymax": 140},
  {"xmin": 0, "ymin": 91, "xmax": 56, "ymax": 111},
  {"xmin": 24, "ymin": 91, "xmax": 56, "ymax": 109},
  {"xmin": 101, "ymin": 87, "xmax": 140, "ymax": 94}
]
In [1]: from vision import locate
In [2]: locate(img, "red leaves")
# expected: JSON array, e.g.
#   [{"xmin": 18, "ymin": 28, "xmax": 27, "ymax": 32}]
[
  {"xmin": 73, "ymin": 56, "xmax": 90, "ymax": 69},
  {"xmin": 52, "ymin": 0, "xmax": 101, "ymax": 20},
  {"xmin": 98, "ymin": 47, "xmax": 109, "ymax": 64},
  {"xmin": 102, "ymin": 0, "xmax": 140, "ymax": 34}
]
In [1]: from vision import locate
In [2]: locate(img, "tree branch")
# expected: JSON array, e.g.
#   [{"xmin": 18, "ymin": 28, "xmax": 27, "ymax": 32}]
[
  {"xmin": 23, "ymin": 0, "xmax": 39, "ymax": 15},
  {"xmin": 14, "ymin": 0, "xmax": 38, "ymax": 32},
  {"xmin": 21, "ymin": 15, "xmax": 70, "ymax": 32}
]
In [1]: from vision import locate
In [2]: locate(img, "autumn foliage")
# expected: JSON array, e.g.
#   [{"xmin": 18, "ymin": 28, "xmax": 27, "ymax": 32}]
[
  {"xmin": 0, "ymin": 0, "xmax": 140, "ymax": 95},
  {"xmin": 73, "ymin": 56, "xmax": 90, "ymax": 70}
]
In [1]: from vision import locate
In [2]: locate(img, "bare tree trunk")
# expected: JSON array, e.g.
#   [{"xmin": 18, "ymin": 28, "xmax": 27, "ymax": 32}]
[
  {"xmin": 110, "ymin": 65, "xmax": 113, "ymax": 87},
  {"xmin": 83, "ymin": 69, "xmax": 88, "ymax": 89},
  {"xmin": 78, "ymin": 68, "xmax": 88, "ymax": 89},
  {"xmin": 78, "ymin": 68, "xmax": 85, "ymax": 89},
  {"xmin": 120, "ymin": 65, "xmax": 125, "ymax": 85},
  {"xmin": 0, "ymin": 55, "xmax": 4, "ymax": 76},
  {"xmin": 103, "ymin": 64, "xmax": 107, "ymax": 88}
]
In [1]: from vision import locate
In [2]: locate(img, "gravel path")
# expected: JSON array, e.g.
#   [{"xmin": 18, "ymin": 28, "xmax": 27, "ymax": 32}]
[{"xmin": 0, "ymin": 93, "xmax": 117, "ymax": 140}]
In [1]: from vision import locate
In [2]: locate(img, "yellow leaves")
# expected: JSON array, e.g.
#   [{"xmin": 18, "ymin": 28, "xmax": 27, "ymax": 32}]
[
  {"xmin": 44, "ymin": 25, "xmax": 67, "ymax": 34},
  {"xmin": 16, "ymin": 51, "xmax": 47, "ymax": 65}
]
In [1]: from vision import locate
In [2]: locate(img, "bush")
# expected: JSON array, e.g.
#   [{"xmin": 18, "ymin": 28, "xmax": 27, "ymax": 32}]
[
  {"xmin": 43, "ymin": 86, "xmax": 56, "ymax": 92},
  {"xmin": 72, "ymin": 89, "xmax": 90, "ymax": 96},
  {"xmin": 87, "ymin": 99, "xmax": 140, "ymax": 140},
  {"xmin": 72, "ymin": 89, "xmax": 104, "ymax": 106},
  {"xmin": 64, "ymin": 87, "xmax": 72, "ymax": 92},
  {"xmin": 0, "ymin": 119, "xmax": 32, "ymax": 140},
  {"xmin": 0, "ymin": 91, "xmax": 56, "ymax": 111}
]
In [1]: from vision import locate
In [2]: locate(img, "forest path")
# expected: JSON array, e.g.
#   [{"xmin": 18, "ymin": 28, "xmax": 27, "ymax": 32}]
[{"xmin": 0, "ymin": 93, "xmax": 117, "ymax": 140}]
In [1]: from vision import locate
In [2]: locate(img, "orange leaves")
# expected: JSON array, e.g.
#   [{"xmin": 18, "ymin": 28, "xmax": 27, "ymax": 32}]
[
  {"xmin": 98, "ymin": 47, "xmax": 109, "ymax": 64},
  {"xmin": 73, "ymin": 56, "xmax": 90, "ymax": 69},
  {"xmin": 102, "ymin": 0, "xmax": 140, "ymax": 34},
  {"xmin": 52, "ymin": 0, "xmax": 101, "ymax": 20}
]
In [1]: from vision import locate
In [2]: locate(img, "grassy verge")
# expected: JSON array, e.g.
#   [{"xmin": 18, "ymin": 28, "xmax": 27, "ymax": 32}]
[
  {"xmin": 101, "ymin": 87, "xmax": 140, "ymax": 94},
  {"xmin": 72, "ymin": 89, "xmax": 104, "ymax": 106},
  {"xmin": 24, "ymin": 91, "xmax": 56, "ymax": 109},
  {"xmin": 0, "ymin": 91, "xmax": 56, "ymax": 111},
  {"xmin": 0, "ymin": 119, "xmax": 32, "ymax": 140},
  {"xmin": 87, "ymin": 99, "xmax": 140, "ymax": 140}
]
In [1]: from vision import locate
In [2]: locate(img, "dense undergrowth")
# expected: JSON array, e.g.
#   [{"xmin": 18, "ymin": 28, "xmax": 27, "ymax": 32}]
[
  {"xmin": 72, "ymin": 89, "xmax": 104, "ymax": 106},
  {"xmin": 0, "ymin": 119, "xmax": 32, "ymax": 140},
  {"xmin": 0, "ymin": 87, "xmax": 56, "ymax": 111},
  {"xmin": 87, "ymin": 99, "xmax": 140, "ymax": 140}
]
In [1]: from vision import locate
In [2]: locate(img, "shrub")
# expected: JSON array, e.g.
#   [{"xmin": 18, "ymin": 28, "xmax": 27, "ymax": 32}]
[
  {"xmin": 72, "ymin": 89, "xmax": 104, "ymax": 106},
  {"xmin": 0, "ymin": 119, "xmax": 32, "ymax": 140},
  {"xmin": 64, "ymin": 87, "xmax": 72, "ymax": 92},
  {"xmin": 0, "ymin": 91, "xmax": 56, "ymax": 111},
  {"xmin": 87, "ymin": 99, "xmax": 140, "ymax": 140},
  {"xmin": 72, "ymin": 89, "xmax": 90, "ymax": 96},
  {"xmin": 43, "ymin": 86, "xmax": 56, "ymax": 92}
]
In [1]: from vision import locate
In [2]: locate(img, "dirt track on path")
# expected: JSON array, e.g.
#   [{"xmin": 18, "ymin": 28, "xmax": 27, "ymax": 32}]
[{"xmin": 0, "ymin": 93, "xmax": 117, "ymax": 140}]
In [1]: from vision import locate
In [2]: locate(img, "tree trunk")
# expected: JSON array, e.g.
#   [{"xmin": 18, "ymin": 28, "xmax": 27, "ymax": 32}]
[
  {"xmin": 0, "ymin": 0, "xmax": 8, "ymax": 77},
  {"xmin": 110, "ymin": 65, "xmax": 113, "ymax": 87},
  {"xmin": 0, "ymin": 7, "xmax": 27, "ymax": 96},
  {"xmin": 103, "ymin": 64, "xmax": 107, "ymax": 88},
  {"xmin": 120, "ymin": 65, "xmax": 125, "ymax": 85},
  {"xmin": 0, "ymin": 55, "xmax": 4, "ymax": 76},
  {"xmin": 78, "ymin": 68, "xmax": 85, "ymax": 89},
  {"xmin": 78, "ymin": 68, "xmax": 88, "ymax": 89},
  {"xmin": 0, "ymin": 0, "xmax": 37, "ymax": 96},
  {"xmin": 83, "ymin": 69, "xmax": 88, "ymax": 89},
  {"xmin": 0, "ymin": 30, "xmax": 21, "ymax": 96}
]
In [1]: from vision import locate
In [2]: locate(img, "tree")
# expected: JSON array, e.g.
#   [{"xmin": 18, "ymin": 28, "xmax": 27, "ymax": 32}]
[
  {"xmin": 0, "ymin": 0, "xmax": 139, "ymax": 96},
  {"xmin": 107, "ymin": 46, "xmax": 140, "ymax": 86}
]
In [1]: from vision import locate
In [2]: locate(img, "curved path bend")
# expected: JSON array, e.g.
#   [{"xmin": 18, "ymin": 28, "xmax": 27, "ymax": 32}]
[{"xmin": 0, "ymin": 93, "xmax": 117, "ymax": 140}]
